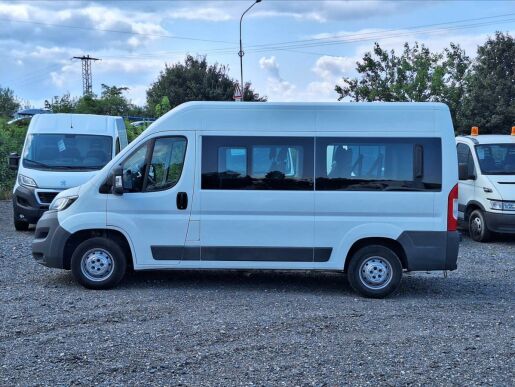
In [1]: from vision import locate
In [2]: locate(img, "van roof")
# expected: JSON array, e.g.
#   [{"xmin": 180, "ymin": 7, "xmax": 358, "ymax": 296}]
[
  {"xmin": 456, "ymin": 135, "xmax": 515, "ymax": 145},
  {"xmin": 148, "ymin": 101, "xmax": 452, "ymax": 134},
  {"xmin": 28, "ymin": 113, "xmax": 122, "ymax": 135}
]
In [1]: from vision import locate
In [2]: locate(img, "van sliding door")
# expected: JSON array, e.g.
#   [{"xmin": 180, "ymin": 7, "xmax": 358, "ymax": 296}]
[{"xmin": 199, "ymin": 134, "xmax": 316, "ymax": 266}]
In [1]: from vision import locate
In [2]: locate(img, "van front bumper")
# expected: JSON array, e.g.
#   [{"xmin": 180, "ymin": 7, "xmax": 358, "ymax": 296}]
[
  {"xmin": 13, "ymin": 185, "xmax": 48, "ymax": 224},
  {"xmin": 484, "ymin": 211, "xmax": 515, "ymax": 234},
  {"xmin": 32, "ymin": 210, "xmax": 70, "ymax": 269}
]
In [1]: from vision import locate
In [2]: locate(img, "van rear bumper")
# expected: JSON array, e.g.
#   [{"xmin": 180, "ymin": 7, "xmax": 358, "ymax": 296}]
[
  {"xmin": 484, "ymin": 212, "xmax": 515, "ymax": 234},
  {"xmin": 32, "ymin": 210, "xmax": 70, "ymax": 269},
  {"xmin": 397, "ymin": 231, "xmax": 459, "ymax": 271}
]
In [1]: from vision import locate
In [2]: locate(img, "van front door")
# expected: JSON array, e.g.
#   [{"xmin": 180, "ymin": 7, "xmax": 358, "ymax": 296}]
[{"xmin": 106, "ymin": 132, "xmax": 194, "ymax": 267}]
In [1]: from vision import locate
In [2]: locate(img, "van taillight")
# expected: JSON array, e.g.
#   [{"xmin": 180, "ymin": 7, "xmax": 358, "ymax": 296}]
[{"xmin": 448, "ymin": 184, "xmax": 458, "ymax": 231}]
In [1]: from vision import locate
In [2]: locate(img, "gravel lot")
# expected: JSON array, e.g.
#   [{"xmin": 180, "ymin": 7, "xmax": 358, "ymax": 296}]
[{"xmin": 0, "ymin": 200, "xmax": 514, "ymax": 386}]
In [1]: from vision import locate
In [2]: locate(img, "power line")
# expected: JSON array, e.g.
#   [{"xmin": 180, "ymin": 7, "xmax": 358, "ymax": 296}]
[
  {"xmin": 99, "ymin": 15, "xmax": 515, "ymax": 60},
  {"xmin": 0, "ymin": 17, "xmax": 234, "ymax": 44},
  {"xmin": 247, "ymin": 12, "xmax": 515, "ymax": 49}
]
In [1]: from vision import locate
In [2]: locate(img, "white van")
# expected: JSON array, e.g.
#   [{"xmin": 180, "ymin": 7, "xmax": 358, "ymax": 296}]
[
  {"xmin": 9, "ymin": 113, "xmax": 128, "ymax": 230},
  {"xmin": 456, "ymin": 129, "xmax": 515, "ymax": 242},
  {"xmin": 32, "ymin": 102, "xmax": 459, "ymax": 298}
]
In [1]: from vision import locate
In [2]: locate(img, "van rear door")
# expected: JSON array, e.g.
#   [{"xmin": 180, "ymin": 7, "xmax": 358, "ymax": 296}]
[{"xmin": 106, "ymin": 132, "xmax": 194, "ymax": 266}]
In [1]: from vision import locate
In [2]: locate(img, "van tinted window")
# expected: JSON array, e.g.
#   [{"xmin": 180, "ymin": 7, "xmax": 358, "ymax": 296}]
[
  {"xmin": 316, "ymin": 138, "xmax": 442, "ymax": 191},
  {"xmin": 457, "ymin": 143, "xmax": 475, "ymax": 178},
  {"xmin": 202, "ymin": 136, "xmax": 314, "ymax": 190},
  {"xmin": 122, "ymin": 136, "xmax": 187, "ymax": 193}
]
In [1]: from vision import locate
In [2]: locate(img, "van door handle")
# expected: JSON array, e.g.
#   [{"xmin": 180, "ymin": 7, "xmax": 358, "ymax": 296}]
[{"xmin": 176, "ymin": 192, "xmax": 188, "ymax": 210}]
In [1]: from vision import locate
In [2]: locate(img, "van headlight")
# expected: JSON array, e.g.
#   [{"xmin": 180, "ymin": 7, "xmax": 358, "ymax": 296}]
[
  {"xmin": 18, "ymin": 174, "xmax": 37, "ymax": 188},
  {"xmin": 49, "ymin": 196, "xmax": 78, "ymax": 211},
  {"xmin": 489, "ymin": 200, "xmax": 515, "ymax": 211}
]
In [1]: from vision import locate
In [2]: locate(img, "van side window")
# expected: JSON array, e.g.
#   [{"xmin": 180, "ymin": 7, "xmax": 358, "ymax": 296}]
[
  {"xmin": 218, "ymin": 147, "xmax": 247, "ymax": 177},
  {"xmin": 202, "ymin": 136, "xmax": 314, "ymax": 190},
  {"xmin": 316, "ymin": 138, "xmax": 442, "ymax": 191},
  {"xmin": 115, "ymin": 138, "xmax": 121, "ymax": 155},
  {"xmin": 122, "ymin": 143, "xmax": 150, "ymax": 193},
  {"xmin": 457, "ymin": 143, "xmax": 475, "ymax": 179},
  {"xmin": 122, "ymin": 137, "xmax": 187, "ymax": 193},
  {"xmin": 146, "ymin": 137, "xmax": 187, "ymax": 192}
]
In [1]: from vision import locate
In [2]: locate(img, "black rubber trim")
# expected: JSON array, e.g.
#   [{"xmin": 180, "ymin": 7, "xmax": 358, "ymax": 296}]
[
  {"xmin": 13, "ymin": 185, "xmax": 48, "ymax": 224},
  {"xmin": 397, "ymin": 231, "xmax": 459, "ymax": 271},
  {"xmin": 32, "ymin": 210, "xmax": 71, "ymax": 269},
  {"xmin": 151, "ymin": 246, "xmax": 200, "ymax": 261},
  {"xmin": 483, "ymin": 211, "xmax": 515, "ymax": 233},
  {"xmin": 151, "ymin": 246, "xmax": 332, "ymax": 262}
]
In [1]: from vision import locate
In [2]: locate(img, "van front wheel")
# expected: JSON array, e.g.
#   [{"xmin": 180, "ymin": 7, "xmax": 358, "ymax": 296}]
[
  {"xmin": 14, "ymin": 218, "xmax": 29, "ymax": 231},
  {"xmin": 469, "ymin": 209, "xmax": 491, "ymax": 242},
  {"xmin": 347, "ymin": 245, "xmax": 402, "ymax": 298},
  {"xmin": 71, "ymin": 237, "xmax": 127, "ymax": 289}
]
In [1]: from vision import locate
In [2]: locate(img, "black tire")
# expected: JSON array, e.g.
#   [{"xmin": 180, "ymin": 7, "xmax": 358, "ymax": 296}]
[
  {"xmin": 347, "ymin": 245, "xmax": 403, "ymax": 298},
  {"xmin": 14, "ymin": 218, "xmax": 29, "ymax": 231},
  {"xmin": 71, "ymin": 237, "xmax": 127, "ymax": 289},
  {"xmin": 468, "ymin": 209, "xmax": 491, "ymax": 242}
]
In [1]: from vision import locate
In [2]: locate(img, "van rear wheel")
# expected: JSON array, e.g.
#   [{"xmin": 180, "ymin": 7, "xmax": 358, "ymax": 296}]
[
  {"xmin": 347, "ymin": 245, "xmax": 402, "ymax": 298},
  {"xmin": 469, "ymin": 209, "xmax": 491, "ymax": 242},
  {"xmin": 71, "ymin": 237, "xmax": 127, "ymax": 289}
]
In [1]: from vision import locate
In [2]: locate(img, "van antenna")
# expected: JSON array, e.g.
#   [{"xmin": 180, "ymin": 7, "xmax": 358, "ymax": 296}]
[{"xmin": 70, "ymin": 114, "xmax": 73, "ymax": 129}]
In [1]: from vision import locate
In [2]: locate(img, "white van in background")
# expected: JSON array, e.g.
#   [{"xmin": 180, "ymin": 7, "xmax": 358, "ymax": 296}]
[
  {"xmin": 32, "ymin": 102, "xmax": 459, "ymax": 298},
  {"xmin": 9, "ymin": 113, "xmax": 128, "ymax": 231},
  {"xmin": 456, "ymin": 127, "xmax": 515, "ymax": 242}
]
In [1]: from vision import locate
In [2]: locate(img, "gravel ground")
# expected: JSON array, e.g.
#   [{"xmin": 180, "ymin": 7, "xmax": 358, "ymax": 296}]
[{"xmin": 0, "ymin": 200, "xmax": 514, "ymax": 386}]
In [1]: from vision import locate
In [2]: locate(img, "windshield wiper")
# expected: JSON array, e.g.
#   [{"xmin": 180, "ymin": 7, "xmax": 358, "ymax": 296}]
[
  {"xmin": 51, "ymin": 165, "xmax": 97, "ymax": 170},
  {"xmin": 23, "ymin": 158, "xmax": 51, "ymax": 168}
]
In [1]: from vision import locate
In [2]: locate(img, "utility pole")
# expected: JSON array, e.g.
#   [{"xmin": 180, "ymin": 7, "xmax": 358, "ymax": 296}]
[
  {"xmin": 239, "ymin": 0, "xmax": 261, "ymax": 102},
  {"xmin": 72, "ymin": 55, "xmax": 100, "ymax": 96}
]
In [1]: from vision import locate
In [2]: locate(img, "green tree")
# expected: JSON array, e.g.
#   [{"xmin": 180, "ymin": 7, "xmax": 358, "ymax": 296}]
[
  {"xmin": 0, "ymin": 117, "xmax": 28, "ymax": 198},
  {"xmin": 155, "ymin": 96, "xmax": 171, "ymax": 117},
  {"xmin": 44, "ymin": 93, "xmax": 76, "ymax": 113},
  {"xmin": 146, "ymin": 55, "xmax": 266, "ymax": 112},
  {"xmin": 335, "ymin": 42, "xmax": 470, "ymax": 130},
  {"xmin": 459, "ymin": 32, "xmax": 514, "ymax": 134},
  {"xmin": 0, "ymin": 86, "xmax": 20, "ymax": 117},
  {"xmin": 99, "ymin": 84, "xmax": 130, "ymax": 116},
  {"xmin": 75, "ymin": 94, "xmax": 104, "ymax": 115}
]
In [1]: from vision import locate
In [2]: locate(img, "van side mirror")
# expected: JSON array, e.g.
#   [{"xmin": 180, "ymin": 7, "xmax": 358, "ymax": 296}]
[
  {"xmin": 458, "ymin": 163, "xmax": 475, "ymax": 181},
  {"xmin": 8, "ymin": 152, "xmax": 20, "ymax": 170},
  {"xmin": 112, "ymin": 166, "xmax": 124, "ymax": 195}
]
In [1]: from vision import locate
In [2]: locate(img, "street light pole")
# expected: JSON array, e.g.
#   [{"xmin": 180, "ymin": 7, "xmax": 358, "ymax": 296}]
[{"xmin": 239, "ymin": 0, "xmax": 261, "ymax": 102}]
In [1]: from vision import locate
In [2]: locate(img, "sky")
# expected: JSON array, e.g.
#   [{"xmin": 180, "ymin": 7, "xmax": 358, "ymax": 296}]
[{"xmin": 1, "ymin": 0, "xmax": 514, "ymax": 109}]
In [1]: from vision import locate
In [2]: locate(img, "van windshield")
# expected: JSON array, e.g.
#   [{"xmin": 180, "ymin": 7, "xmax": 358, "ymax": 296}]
[
  {"xmin": 475, "ymin": 144, "xmax": 515, "ymax": 175},
  {"xmin": 22, "ymin": 134, "xmax": 113, "ymax": 170}
]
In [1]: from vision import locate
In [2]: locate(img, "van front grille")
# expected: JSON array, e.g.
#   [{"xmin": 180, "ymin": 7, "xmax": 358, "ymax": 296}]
[{"xmin": 37, "ymin": 191, "xmax": 58, "ymax": 204}]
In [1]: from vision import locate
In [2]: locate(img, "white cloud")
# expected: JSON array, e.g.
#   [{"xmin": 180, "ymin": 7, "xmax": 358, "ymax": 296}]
[
  {"xmin": 168, "ymin": 7, "xmax": 231, "ymax": 22},
  {"xmin": 124, "ymin": 84, "xmax": 149, "ymax": 106},
  {"xmin": 312, "ymin": 56, "xmax": 356, "ymax": 82},
  {"xmin": 251, "ymin": 1, "xmax": 403, "ymax": 23},
  {"xmin": 259, "ymin": 56, "xmax": 296, "ymax": 100}
]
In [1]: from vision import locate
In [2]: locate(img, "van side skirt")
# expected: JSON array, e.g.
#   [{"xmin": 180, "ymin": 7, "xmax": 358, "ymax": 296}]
[{"xmin": 151, "ymin": 246, "xmax": 332, "ymax": 262}]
